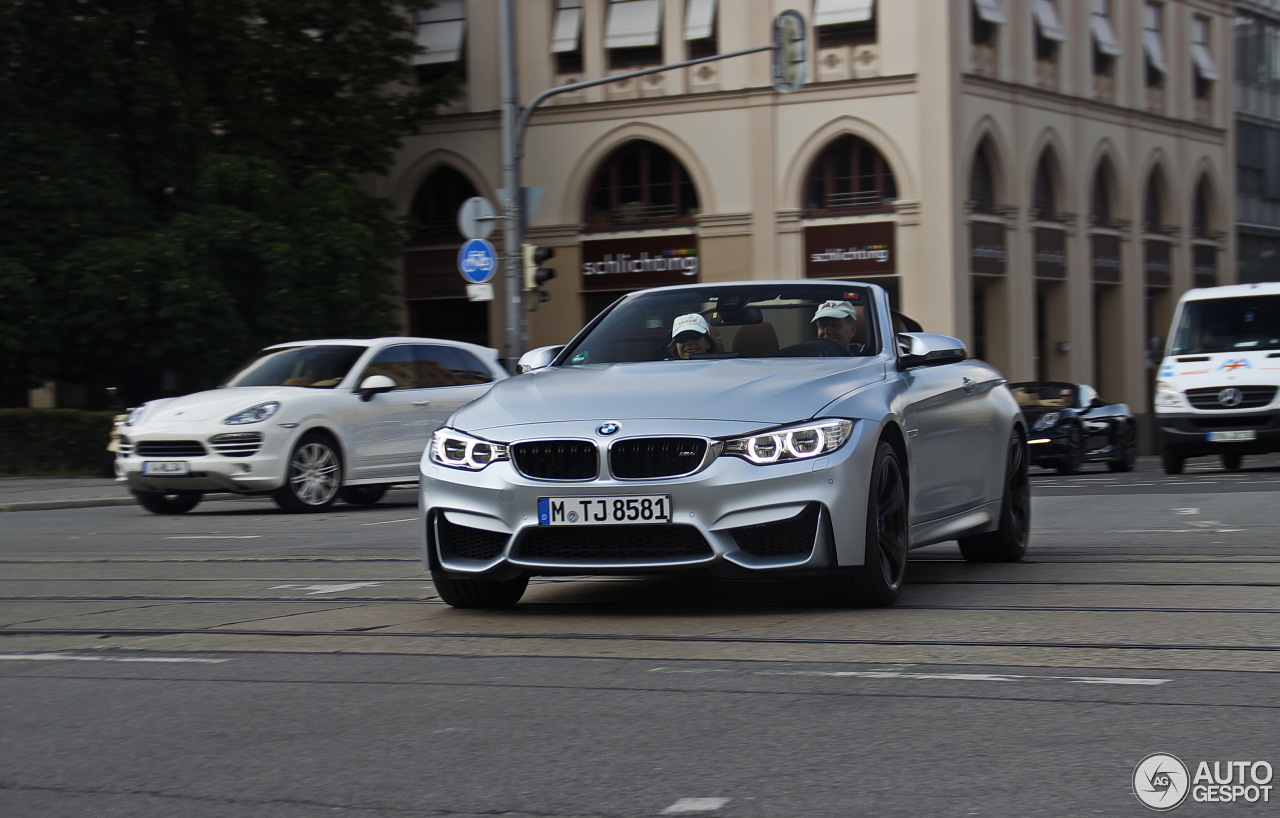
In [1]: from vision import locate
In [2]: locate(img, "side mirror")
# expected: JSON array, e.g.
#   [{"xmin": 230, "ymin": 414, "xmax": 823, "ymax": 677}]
[
  {"xmin": 896, "ymin": 332, "xmax": 967, "ymax": 369},
  {"xmin": 517, "ymin": 345, "xmax": 564, "ymax": 373},
  {"xmin": 357, "ymin": 374, "xmax": 396, "ymax": 401}
]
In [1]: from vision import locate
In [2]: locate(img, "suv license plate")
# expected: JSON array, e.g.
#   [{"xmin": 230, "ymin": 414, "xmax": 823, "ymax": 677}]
[
  {"xmin": 538, "ymin": 495, "xmax": 671, "ymax": 526},
  {"xmin": 1207, "ymin": 431, "xmax": 1257, "ymax": 442},
  {"xmin": 142, "ymin": 461, "xmax": 190, "ymax": 475}
]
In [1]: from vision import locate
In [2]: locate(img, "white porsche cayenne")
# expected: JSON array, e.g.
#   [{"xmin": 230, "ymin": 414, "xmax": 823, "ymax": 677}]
[{"xmin": 117, "ymin": 337, "xmax": 507, "ymax": 514}]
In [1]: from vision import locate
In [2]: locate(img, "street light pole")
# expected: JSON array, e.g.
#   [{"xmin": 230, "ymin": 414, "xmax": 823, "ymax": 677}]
[{"xmin": 498, "ymin": 0, "xmax": 524, "ymax": 369}]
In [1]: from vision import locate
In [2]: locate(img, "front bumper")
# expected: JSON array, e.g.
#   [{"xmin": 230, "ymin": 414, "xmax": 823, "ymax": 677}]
[
  {"xmin": 420, "ymin": 420, "xmax": 878, "ymax": 578},
  {"xmin": 1157, "ymin": 411, "xmax": 1280, "ymax": 457},
  {"xmin": 116, "ymin": 424, "xmax": 292, "ymax": 495},
  {"xmin": 1026, "ymin": 428, "xmax": 1073, "ymax": 466}
]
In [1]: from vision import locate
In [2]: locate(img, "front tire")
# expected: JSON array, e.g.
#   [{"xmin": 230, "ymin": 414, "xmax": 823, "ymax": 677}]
[
  {"xmin": 1221, "ymin": 452, "xmax": 1242, "ymax": 471},
  {"xmin": 825, "ymin": 440, "xmax": 908, "ymax": 607},
  {"xmin": 431, "ymin": 569, "xmax": 529, "ymax": 608},
  {"xmin": 272, "ymin": 433, "xmax": 342, "ymax": 513},
  {"xmin": 1055, "ymin": 424, "xmax": 1083, "ymax": 475},
  {"xmin": 1162, "ymin": 451, "xmax": 1185, "ymax": 475},
  {"xmin": 959, "ymin": 428, "xmax": 1030, "ymax": 563},
  {"xmin": 1108, "ymin": 423, "xmax": 1137, "ymax": 473},
  {"xmin": 133, "ymin": 490, "xmax": 203, "ymax": 515}
]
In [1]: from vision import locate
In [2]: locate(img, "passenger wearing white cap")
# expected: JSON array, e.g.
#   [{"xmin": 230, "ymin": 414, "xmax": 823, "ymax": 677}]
[
  {"xmin": 668, "ymin": 313, "xmax": 717, "ymax": 359},
  {"xmin": 811, "ymin": 300, "xmax": 862, "ymax": 353}
]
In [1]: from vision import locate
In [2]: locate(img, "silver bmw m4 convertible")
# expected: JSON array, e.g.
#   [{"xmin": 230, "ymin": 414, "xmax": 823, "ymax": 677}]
[{"xmin": 420, "ymin": 280, "xmax": 1029, "ymax": 608}]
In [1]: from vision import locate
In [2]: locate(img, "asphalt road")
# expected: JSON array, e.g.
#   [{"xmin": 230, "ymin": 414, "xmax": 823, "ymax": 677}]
[{"xmin": 1, "ymin": 456, "xmax": 1278, "ymax": 817}]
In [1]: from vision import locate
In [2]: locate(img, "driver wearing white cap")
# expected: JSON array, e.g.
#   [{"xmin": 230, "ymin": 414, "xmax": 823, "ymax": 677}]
[
  {"xmin": 669, "ymin": 313, "xmax": 718, "ymax": 359},
  {"xmin": 811, "ymin": 300, "xmax": 863, "ymax": 354}
]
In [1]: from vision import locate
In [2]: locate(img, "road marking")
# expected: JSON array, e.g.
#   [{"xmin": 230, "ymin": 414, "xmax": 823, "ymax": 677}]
[
  {"xmin": 650, "ymin": 667, "xmax": 1169, "ymax": 686},
  {"xmin": 270, "ymin": 582, "xmax": 384, "ymax": 595},
  {"xmin": 1172, "ymin": 508, "xmax": 1200, "ymax": 515},
  {"xmin": 163, "ymin": 535, "xmax": 262, "ymax": 540},
  {"xmin": 661, "ymin": 798, "xmax": 730, "ymax": 814},
  {"xmin": 0, "ymin": 653, "xmax": 229, "ymax": 664},
  {"xmin": 360, "ymin": 517, "xmax": 417, "ymax": 526}
]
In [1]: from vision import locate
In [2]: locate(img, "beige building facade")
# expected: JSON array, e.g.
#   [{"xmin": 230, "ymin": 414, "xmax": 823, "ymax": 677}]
[{"xmin": 380, "ymin": 0, "xmax": 1235, "ymax": 418}]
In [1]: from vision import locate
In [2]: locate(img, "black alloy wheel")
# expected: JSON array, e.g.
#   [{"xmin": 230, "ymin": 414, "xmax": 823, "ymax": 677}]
[
  {"xmin": 133, "ymin": 490, "xmax": 203, "ymax": 515},
  {"xmin": 959, "ymin": 428, "xmax": 1030, "ymax": 563},
  {"xmin": 825, "ymin": 439, "xmax": 909, "ymax": 607}
]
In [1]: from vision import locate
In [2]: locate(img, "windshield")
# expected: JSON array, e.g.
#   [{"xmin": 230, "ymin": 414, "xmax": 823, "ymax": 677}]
[
  {"xmin": 1008, "ymin": 382, "xmax": 1076, "ymax": 409},
  {"xmin": 1169, "ymin": 294, "xmax": 1280, "ymax": 355},
  {"xmin": 559, "ymin": 283, "xmax": 880, "ymax": 365},
  {"xmin": 223, "ymin": 345, "xmax": 367, "ymax": 388}
]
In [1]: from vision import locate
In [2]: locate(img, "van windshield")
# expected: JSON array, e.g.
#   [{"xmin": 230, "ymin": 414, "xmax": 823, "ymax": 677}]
[{"xmin": 1169, "ymin": 294, "xmax": 1280, "ymax": 355}]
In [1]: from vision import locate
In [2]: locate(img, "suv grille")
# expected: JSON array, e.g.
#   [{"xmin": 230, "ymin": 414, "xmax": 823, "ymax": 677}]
[
  {"xmin": 210, "ymin": 432, "xmax": 263, "ymax": 457},
  {"xmin": 1186, "ymin": 386, "xmax": 1277, "ymax": 410},
  {"xmin": 511, "ymin": 440, "xmax": 598, "ymax": 480},
  {"xmin": 515, "ymin": 525, "xmax": 712, "ymax": 564},
  {"xmin": 610, "ymin": 438, "xmax": 708, "ymax": 479},
  {"xmin": 134, "ymin": 440, "xmax": 207, "ymax": 457}
]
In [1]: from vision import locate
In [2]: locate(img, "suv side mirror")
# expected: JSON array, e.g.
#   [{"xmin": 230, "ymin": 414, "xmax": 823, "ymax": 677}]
[
  {"xmin": 357, "ymin": 374, "xmax": 396, "ymax": 401},
  {"xmin": 517, "ymin": 345, "xmax": 564, "ymax": 373},
  {"xmin": 896, "ymin": 332, "xmax": 967, "ymax": 369}
]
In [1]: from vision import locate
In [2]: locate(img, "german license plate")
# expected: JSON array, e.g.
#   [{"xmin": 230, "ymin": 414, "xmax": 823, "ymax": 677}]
[
  {"xmin": 1207, "ymin": 431, "xmax": 1256, "ymax": 442},
  {"xmin": 142, "ymin": 461, "xmax": 190, "ymax": 475},
  {"xmin": 538, "ymin": 495, "xmax": 671, "ymax": 526}
]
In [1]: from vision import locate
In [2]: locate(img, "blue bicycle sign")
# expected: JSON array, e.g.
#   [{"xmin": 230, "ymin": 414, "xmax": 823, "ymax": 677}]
[{"xmin": 458, "ymin": 238, "xmax": 498, "ymax": 284}]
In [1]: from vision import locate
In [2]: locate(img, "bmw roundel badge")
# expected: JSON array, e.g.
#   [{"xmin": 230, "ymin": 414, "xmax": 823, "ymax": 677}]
[{"xmin": 597, "ymin": 422, "xmax": 621, "ymax": 436}]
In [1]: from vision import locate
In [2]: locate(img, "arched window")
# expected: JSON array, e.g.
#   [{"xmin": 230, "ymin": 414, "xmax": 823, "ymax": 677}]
[
  {"xmin": 585, "ymin": 140, "xmax": 700, "ymax": 228},
  {"xmin": 407, "ymin": 166, "xmax": 478, "ymax": 246},
  {"xmin": 1143, "ymin": 168, "xmax": 1166, "ymax": 232},
  {"xmin": 1032, "ymin": 153, "xmax": 1057, "ymax": 220},
  {"xmin": 1193, "ymin": 176, "xmax": 1211, "ymax": 237},
  {"xmin": 805, "ymin": 135, "xmax": 898, "ymax": 213},
  {"xmin": 970, "ymin": 142, "xmax": 997, "ymax": 213},
  {"xmin": 1091, "ymin": 162, "xmax": 1113, "ymax": 227}
]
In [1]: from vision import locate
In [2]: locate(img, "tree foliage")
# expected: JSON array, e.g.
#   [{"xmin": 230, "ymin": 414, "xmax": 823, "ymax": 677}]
[{"xmin": 0, "ymin": 0, "xmax": 455, "ymax": 402}]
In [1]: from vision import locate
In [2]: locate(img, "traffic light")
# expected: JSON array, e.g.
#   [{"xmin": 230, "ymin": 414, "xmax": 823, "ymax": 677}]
[
  {"xmin": 523, "ymin": 244, "xmax": 556, "ymax": 291},
  {"xmin": 772, "ymin": 10, "xmax": 807, "ymax": 94}
]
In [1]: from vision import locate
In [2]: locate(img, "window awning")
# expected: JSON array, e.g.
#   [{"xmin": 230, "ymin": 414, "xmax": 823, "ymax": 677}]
[
  {"xmin": 972, "ymin": 0, "xmax": 1006, "ymax": 25},
  {"xmin": 413, "ymin": 0, "xmax": 465, "ymax": 65},
  {"xmin": 1090, "ymin": 11, "xmax": 1121, "ymax": 57},
  {"xmin": 1033, "ymin": 0, "xmax": 1065, "ymax": 43},
  {"xmin": 684, "ymin": 0, "xmax": 716, "ymax": 41},
  {"xmin": 1143, "ymin": 29, "xmax": 1167, "ymax": 75},
  {"xmin": 1192, "ymin": 42, "xmax": 1220, "ymax": 82},
  {"xmin": 552, "ymin": 1, "xmax": 583, "ymax": 53},
  {"xmin": 605, "ymin": 0, "xmax": 662, "ymax": 50},
  {"xmin": 814, "ymin": 0, "xmax": 875, "ymax": 27}
]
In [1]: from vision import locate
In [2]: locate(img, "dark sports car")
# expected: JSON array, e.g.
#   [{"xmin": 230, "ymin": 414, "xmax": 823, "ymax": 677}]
[{"xmin": 1009, "ymin": 381, "xmax": 1138, "ymax": 474}]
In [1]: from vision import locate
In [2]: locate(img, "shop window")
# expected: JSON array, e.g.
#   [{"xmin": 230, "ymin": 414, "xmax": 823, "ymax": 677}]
[
  {"xmin": 552, "ymin": 0, "xmax": 584, "ymax": 74},
  {"xmin": 606, "ymin": 0, "xmax": 663, "ymax": 69},
  {"xmin": 413, "ymin": 0, "xmax": 466, "ymax": 85},
  {"xmin": 814, "ymin": 0, "xmax": 876, "ymax": 47},
  {"xmin": 585, "ymin": 141, "xmax": 700, "ymax": 228},
  {"xmin": 407, "ymin": 166, "xmax": 478, "ymax": 246},
  {"xmin": 805, "ymin": 134, "xmax": 897, "ymax": 214}
]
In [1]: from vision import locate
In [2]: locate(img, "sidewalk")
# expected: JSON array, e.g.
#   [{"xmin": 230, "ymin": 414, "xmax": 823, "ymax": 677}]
[{"xmin": 0, "ymin": 476, "xmax": 141, "ymax": 513}]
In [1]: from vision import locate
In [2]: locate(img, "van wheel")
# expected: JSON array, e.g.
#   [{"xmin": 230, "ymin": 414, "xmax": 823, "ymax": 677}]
[
  {"xmin": 1221, "ymin": 453, "xmax": 1242, "ymax": 471},
  {"xmin": 272, "ymin": 434, "xmax": 341, "ymax": 512},
  {"xmin": 133, "ymin": 490, "xmax": 203, "ymax": 515},
  {"xmin": 1161, "ymin": 452, "xmax": 1185, "ymax": 475}
]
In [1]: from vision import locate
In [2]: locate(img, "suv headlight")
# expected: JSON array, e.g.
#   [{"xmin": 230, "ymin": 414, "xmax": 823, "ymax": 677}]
[
  {"xmin": 722, "ymin": 419, "xmax": 854, "ymax": 465},
  {"xmin": 1154, "ymin": 381, "xmax": 1184, "ymax": 409},
  {"xmin": 224, "ymin": 401, "xmax": 280, "ymax": 425},
  {"xmin": 1033, "ymin": 412, "xmax": 1060, "ymax": 431},
  {"xmin": 124, "ymin": 404, "xmax": 148, "ymax": 426},
  {"xmin": 430, "ymin": 428, "xmax": 509, "ymax": 471}
]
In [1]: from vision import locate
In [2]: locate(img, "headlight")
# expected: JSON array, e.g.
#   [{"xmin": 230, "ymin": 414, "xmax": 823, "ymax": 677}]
[
  {"xmin": 124, "ymin": 404, "xmax": 148, "ymax": 426},
  {"xmin": 1033, "ymin": 412, "xmax": 1060, "ymax": 431},
  {"xmin": 722, "ymin": 419, "xmax": 854, "ymax": 465},
  {"xmin": 429, "ymin": 428, "xmax": 509, "ymax": 471},
  {"xmin": 224, "ymin": 401, "xmax": 280, "ymax": 425},
  {"xmin": 1154, "ymin": 381, "xmax": 1184, "ymax": 409}
]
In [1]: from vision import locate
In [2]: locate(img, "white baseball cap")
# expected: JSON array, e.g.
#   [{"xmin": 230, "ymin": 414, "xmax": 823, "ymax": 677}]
[
  {"xmin": 671, "ymin": 313, "xmax": 710, "ymax": 338},
  {"xmin": 811, "ymin": 300, "xmax": 857, "ymax": 322}
]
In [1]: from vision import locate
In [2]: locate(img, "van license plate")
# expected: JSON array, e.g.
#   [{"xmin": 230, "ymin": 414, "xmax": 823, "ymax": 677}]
[{"xmin": 1208, "ymin": 431, "xmax": 1256, "ymax": 442}]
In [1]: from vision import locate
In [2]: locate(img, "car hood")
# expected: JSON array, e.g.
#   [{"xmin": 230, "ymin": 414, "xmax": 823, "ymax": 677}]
[
  {"xmin": 138, "ymin": 386, "xmax": 305, "ymax": 423},
  {"xmin": 456, "ymin": 358, "xmax": 887, "ymax": 431}
]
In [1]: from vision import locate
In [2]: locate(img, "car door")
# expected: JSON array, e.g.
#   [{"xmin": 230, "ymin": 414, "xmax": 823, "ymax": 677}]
[
  {"xmin": 344, "ymin": 343, "xmax": 426, "ymax": 481},
  {"xmin": 899, "ymin": 359, "xmax": 1005, "ymax": 523},
  {"xmin": 392, "ymin": 344, "xmax": 498, "ymax": 474}
]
